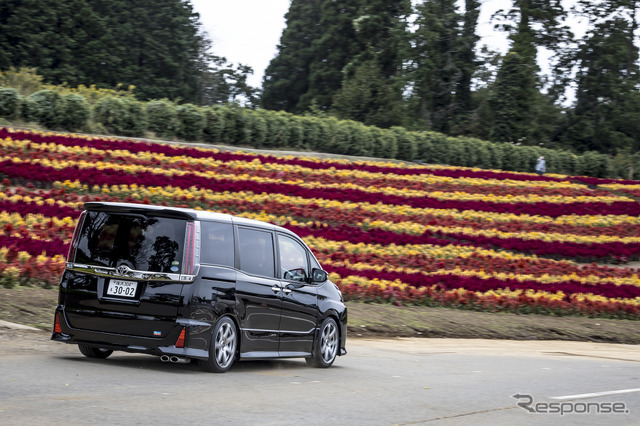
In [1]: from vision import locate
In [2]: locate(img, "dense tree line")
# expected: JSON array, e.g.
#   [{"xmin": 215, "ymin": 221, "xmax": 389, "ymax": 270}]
[
  {"xmin": 1, "ymin": 0, "xmax": 639, "ymax": 163},
  {"xmin": 262, "ymin": 0, "xmax": 640, "ymax": 159},
  {"xmin": 0, "ymin": 0, "xmax": 255, "ymax": 104}
]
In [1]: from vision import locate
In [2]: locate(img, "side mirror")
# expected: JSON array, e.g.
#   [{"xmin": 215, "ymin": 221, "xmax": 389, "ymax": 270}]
[{"xmin": 311, "ymin": 268, "xmax": 328, "ymax": 283}]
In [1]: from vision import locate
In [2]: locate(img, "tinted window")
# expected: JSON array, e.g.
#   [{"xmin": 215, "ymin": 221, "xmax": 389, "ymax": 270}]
[
  {"xmin": 201, "ymin": 221, "xmax": 234, "ymax": 267},
  {"xmin": 238, "ymin": 227, "xmax": 275, "ymax": 277},
  {"xmin": 74, "ymin": 211, "xmax": 185, "ymax": 273},
  {"xmin": 278, "ymin": 234, "xmax": 308, "ymax": 282}
]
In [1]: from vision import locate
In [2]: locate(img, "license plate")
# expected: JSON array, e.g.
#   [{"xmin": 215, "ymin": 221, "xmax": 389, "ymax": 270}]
[{"xmin": 107, "ymin": 279, "xmax": 138, "ymax": 298}]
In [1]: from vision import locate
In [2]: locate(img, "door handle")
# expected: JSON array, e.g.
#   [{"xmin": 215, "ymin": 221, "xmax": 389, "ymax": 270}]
[
  {"xmin": 271, "ymin": 286, "xmax": 281, "ymax": 293},
  {"xmin": 282, "ymin": 288, "xmax": 292, "ymax": 294}
]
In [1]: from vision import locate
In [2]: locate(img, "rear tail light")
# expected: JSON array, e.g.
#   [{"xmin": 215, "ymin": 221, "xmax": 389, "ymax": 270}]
[
  {"xmin": 175, "ymin": 329, "xmax": 186, "ymax": 348},
  {"xmin": 183, "ymin": 222, "xmax": 196, "ymax": 275},
  {"xmin": 54, "ymin": 312, "xmax": 62, "ymax": 333},
  {"xmin": 66, "ymin": 211, "xmax": 87, "ymax": 263}
]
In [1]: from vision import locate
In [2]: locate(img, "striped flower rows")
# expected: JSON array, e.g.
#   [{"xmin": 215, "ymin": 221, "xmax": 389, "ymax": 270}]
[{"xmin": 1, "ymin": 127, "xmax": 640, "ymax": 318}]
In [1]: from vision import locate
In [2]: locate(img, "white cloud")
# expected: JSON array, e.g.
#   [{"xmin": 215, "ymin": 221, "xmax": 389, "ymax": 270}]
[{"xmin": 190, "ymin": 0, "xmax": 290, "ymax": 87}]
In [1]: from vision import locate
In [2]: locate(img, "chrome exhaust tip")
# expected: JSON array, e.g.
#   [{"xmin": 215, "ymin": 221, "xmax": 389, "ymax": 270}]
[
  {"xmin": 170, "ymin": 356, "xmax": 191, "ymax": 364},
  {"xmin": 160, "ymin": 355, "xmax": 171, "ymax": 362}
]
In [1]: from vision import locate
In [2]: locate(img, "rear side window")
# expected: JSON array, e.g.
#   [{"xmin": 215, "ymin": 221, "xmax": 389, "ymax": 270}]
[
  {"xmin": 74, "ymin": 211, "xmax": 186, "ymax": 273},
  {"xmin": 201, "ymin": 221, "xmax": 235, "ymax": 267},
  {"xmin": 237, "ymin": 227, "xmax": 275, "ymax": 277}
]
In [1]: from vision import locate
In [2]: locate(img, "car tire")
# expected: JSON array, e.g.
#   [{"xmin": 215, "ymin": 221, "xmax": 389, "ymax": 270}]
[
  {"xmin": 78, "ymin": 344, "xmax": 113, "ymax": 359},
  {"xmin": 306, "ymin": 317, "xmax": 338, "ymax": 368},
  {"xmin": 198, "ymin": 317, "xmax": 238, "ymax": 373}
]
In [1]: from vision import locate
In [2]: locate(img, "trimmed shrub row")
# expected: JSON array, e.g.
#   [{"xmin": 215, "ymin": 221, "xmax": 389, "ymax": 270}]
[{"xmin": 0, "ymin": 86, "xmax": 614, "ymax": 177}]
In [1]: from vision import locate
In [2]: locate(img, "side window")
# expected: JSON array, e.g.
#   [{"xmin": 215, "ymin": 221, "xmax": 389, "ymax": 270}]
[
  {"xmin": 237, "ymin": 227, "xmax": 275, "ymax": 277},
  {"xmin": 278, "ymin": 234, "xmax": 308, "ymax": 282},
  {"xmin": 201, "ymin": 221, "xmax": 235, "ymax": 267}
]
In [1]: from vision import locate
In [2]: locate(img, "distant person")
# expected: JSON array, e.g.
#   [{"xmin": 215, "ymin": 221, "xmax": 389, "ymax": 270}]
[{"xmin": 535, "ymin": 156, "xmax": 546, "ymax": 175}]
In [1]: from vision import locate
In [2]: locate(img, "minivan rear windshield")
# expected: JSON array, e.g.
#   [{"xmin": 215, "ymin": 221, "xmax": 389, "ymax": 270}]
[{"xmin": 73, "ymin": 211, "xmax": 187, "ymax": 273}]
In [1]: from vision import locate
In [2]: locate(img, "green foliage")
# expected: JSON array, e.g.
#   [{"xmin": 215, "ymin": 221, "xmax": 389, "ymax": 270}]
[
  {"xmin": 176, "ymin": 104, "xmax": 205, "ymax": 142},
  {"xmin": 314, "ymin": 117, "xmax": 340, "ymax": 153},
  {"xmin": 261, "ymin": 0, "xmax": 322, "ymax": 113},
  {"xmin": 0, "ymin": 87, "xmax": 20, "ymax": 119},
  {"xmin": 332, "ymin": 0, "xmax": 410, "ymax": 128},
  {"xmin": 248, "ymin": 112, "xmax": 268, "ymax": 147},
  {"xmin": 93, "ymin": 96, "xmax": 145, "ymax": 137},
  {"xmin": 332, "ymin": 123, "xmax": 366, "ymax": 157},
  {"xmin": 391, "ymin": 127, "xmax": 417, "ymax": 161},
  {"xmin": 576, "ymin": 151, "xmax": 611, "ymax": 178},
  {"xmin": 120, "ymin": 98, "xmax": 146, "ymax": 137},
  {"xmin": 410, "ymin": 0, "xmax": 471, "ymax": 133},
  {"xmin": 0, "ymin": 68, "xmax": 44, "ymax": 96},
  {"xmin": 552, "ymin": 150, "xmax": 578, "ymax": 175},
  {"xmin": 60, "ymin": 93, "xmax": 90, "ymax": 131},
  {"xmin": 370, "ymin": 127, "xmax": 398, "ymax": 159},
  {"xmin": 562, "ymin": 16, "xmax": 640, "ymax": 155},
  {"xmin": 472, "ymin": 139, "xmax": 493, "ymax": 169},
  {"xmin": 202, "ymin": 106, "xmax": 225, "ymax": 143},
  {"xmin": 332, "ymin": 60, "xmax": 405, "ymax": 128},
  {"xmin": 257, "ymin": 110, "xmax": 290, "ymax": 148},
  {"xmin": 0, "ymin": 1, "xmax": 201, "ymax": 102},
  {"xmin": 298, "ymin": 116, "xmax": 322, "ymax": 150},
  {"xmin": 287, "ymin": 117, "xmax": 305, "ymax": 149},
  {"xmin": 485, "ymin": 142, "xmax": 504, "ymax": 170},
  {"xmin": 27, "ymin": 90, "xmax": 65, "ymax": 129},
  {"xmin": 488, "ymin": 51, "xmax": 537, "ymax": 144},
  {"xmin": 413, "ymin": 132, "xmax": 433, "ymax": 163},
  {"xmin": 219, "ymin": 107, "xmax": 239, "ymax": 144},
  {"xmin": 422, "ymin": 132, "xmax": 450, "ymax": 164},
  {"xmin": 146, "ymin": 100, "xmax": 179, "ymax": 139},
  {"xmin": 233, "ymin": 109, "xmax": 253, "ymax": 146}
]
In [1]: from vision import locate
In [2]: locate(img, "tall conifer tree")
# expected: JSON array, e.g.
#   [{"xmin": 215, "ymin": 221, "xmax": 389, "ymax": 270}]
[
  {"xmin": 332, "ymin": 0, "xmax": 411, "ymax": 127},
  {"xmin": 261, "ymin": 0, "xmax": 323, "ymax": 113},
  {"xmin": 489, "ymin": 0, "xmax": 571, "ymax": 144},
  {"xmin": 0, "ymin": 0, "xmax": 203, "ymax": 102},
  {"xmin": 562, "ymin": 1, "xmax": 640, "ymax": 154},
  {"xmin": 406, "ymin": 0, "xmax": 482, "ymax": 134}
]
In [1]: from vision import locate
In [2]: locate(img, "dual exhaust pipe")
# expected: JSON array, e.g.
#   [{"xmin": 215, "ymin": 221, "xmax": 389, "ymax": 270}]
[{"xmin": 160, "ymin": 355, "xmax": 191, "ymax": 364}]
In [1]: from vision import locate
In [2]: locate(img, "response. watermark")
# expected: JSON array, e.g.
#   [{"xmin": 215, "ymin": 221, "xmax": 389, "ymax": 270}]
[{"xmin": 512, "ymin": 393, "xmax": 630, "ymax": 415}]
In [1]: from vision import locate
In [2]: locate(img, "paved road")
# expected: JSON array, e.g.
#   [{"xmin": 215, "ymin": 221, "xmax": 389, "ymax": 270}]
[{"xmin": 1, "ymin": 329, "xmax": 639, "ymax": 425}]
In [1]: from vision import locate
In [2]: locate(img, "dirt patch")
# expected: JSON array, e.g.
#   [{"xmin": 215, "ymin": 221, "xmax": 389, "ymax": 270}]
[
  {"xmin": 346, "ymin": 301, "xmax": 640, "ymax": 344},
  {"xmin": 0, "ymin": 286, "xmax": 58, "ymax": 330},
  {"xmin": 1, "ymin": 286, "xmax": 638, "ymax": 345}
]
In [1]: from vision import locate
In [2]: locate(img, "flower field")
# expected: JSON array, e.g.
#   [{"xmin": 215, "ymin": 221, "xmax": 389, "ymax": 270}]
[{"xmin": 1, "ymin": 127, "xmax": 640, "ymax": 319}]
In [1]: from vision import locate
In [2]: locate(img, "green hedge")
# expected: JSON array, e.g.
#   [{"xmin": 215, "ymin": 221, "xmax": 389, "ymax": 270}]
[
  {"xmin": 0, "ymin": 84, "xmax": 616, "ymax": 178},
  {"xmin": 60, "ymin": 93, "xmax": 90, "ymax": 131},
  {"xmin": 146, "ymin": 99, "xmax": 178, "ymax": 139},
  {"xmin": 26, "ymin": 89, "xmax": 65, "ymax": 129},
  {"xmin": 0, "ymin": 87, "xmax": 20, "ymax": 119},
  {"xmin": 93, "ymin": 96, "xmax": 146, "ymax": 137}
]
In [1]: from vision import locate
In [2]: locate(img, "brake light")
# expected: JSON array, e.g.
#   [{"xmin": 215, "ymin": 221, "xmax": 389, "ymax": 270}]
[
  {"xmin": 175, "ymin": 328, "xmax": 186, "ymax": 348},
  {"xmin": 183, "ymin": 222, "xmax": 195, "ymax": 275},
  {"xmin": 54, "ymin": 312, "xmax": 62, "ymax": 333},
  {"xmin": 66, "ymin": 211, "xmax": 86, "ymax": 262}
]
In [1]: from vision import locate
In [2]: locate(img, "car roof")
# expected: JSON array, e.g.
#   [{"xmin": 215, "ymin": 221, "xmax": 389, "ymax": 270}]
[{"xmin": 83, "ymin": 201, "xmax": 296, "ymax": 236}]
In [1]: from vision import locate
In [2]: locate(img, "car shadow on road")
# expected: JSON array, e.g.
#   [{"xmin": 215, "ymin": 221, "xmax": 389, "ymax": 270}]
[{"xmin": 53, "ymin": 354, "xmax": 343, "ymax": 374}]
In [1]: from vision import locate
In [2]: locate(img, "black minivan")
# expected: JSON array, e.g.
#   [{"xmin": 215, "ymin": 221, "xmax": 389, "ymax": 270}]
[{"xmin": 52, "ymin": 202, "xmax": 347, "ymax": 372}]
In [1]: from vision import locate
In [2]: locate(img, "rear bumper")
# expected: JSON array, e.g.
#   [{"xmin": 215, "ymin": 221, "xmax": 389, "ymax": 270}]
[{"xmin": 51, "ymin": 306, "xmax": 211, "ymax": 359}]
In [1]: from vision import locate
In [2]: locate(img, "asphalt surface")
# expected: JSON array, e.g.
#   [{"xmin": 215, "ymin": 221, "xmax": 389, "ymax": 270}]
[{"xmin": 1, "ymin": 325, "xmax": 639, "ymax": 425}]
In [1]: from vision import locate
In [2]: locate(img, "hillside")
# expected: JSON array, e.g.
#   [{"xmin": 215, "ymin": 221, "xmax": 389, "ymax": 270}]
[{"xmin": 0, "ymin": 126, "xmax": 639, "ymax": 340}]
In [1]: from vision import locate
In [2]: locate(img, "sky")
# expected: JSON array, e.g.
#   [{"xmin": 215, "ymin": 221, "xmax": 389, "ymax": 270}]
[{"xmin": 190, "ymin": 0, "xmax": 588, "ymax": 89}]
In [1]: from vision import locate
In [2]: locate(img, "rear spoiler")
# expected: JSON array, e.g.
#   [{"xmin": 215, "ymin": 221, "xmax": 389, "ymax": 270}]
[{"xmin": 83, "ymin": 202, "xmax": 199, "ymax": 220}]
